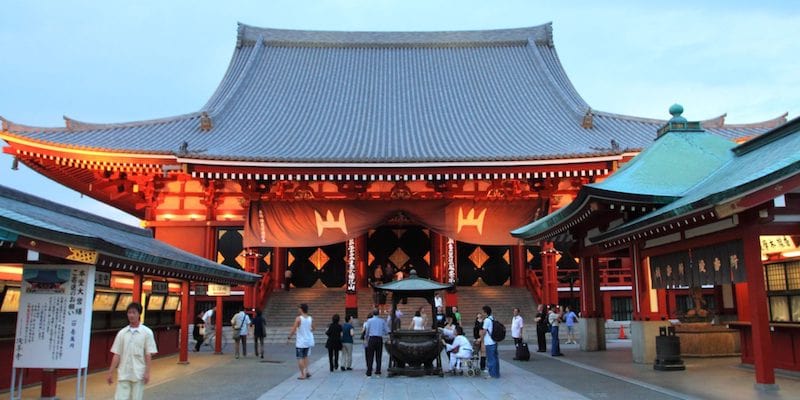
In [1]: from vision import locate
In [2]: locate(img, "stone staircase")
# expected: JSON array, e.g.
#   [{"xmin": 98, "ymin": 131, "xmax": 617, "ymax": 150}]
[{"xmin": 262, "ymin": 288, "xmax": 348, "ymax": 344}]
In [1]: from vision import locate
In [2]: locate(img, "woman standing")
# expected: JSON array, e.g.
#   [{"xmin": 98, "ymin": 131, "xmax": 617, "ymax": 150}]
[
  {"xmin": 288, "ymin": 304, "xmax": 314, "ymax": 379},
  {"xmin": 325, "ymin": 314, "xmax": 343, "ymax": 372}
]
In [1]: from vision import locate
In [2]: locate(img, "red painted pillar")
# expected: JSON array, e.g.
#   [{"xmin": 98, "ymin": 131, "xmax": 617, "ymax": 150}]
[
  {"xmin": 40, "ymin": 369, "xmax": 57, "ymax": 398},
  {"xmin": 430, "ymin": 231, "xmax": 442, "ymax": 282},
  {"xmin": 357, "ymin": 234, "xmax": 368, "ymax": 288},
  {"xmin": 579, "ymin": 256, "xmax": 602, "ymax": 317},
  {"xmin": 511, "ymin": 245, "xmax": 526, "ymax": 288},
  {"xmin": 734, "ymin": 282, "xmax": 750, "ymax": 321},
  {"xmin": 271, "ymin": 247, "xmax": 287, "ymax": 290},
  {"xmin": 541, "ymin": 242, "xmax": 558, "ymax": 305},
  {"xmin": 214, "ymin": 295, "xmax": 223, "ymax": 354},
  {"xmin": 179, "ymin": 280, "xmax": 190, "ymax": 363},
  {"xmin": 742, "ymin": 228, "xmax": 775, "ymax": 385},
  {"xmin": 132, "ymin": 273, "xmax": 143, "ymax": 303},
  {"xmin": 631, "ymin": 244, "xmax": 653, "ymax": 320},
  {"xmin": 244, "ymin": 251, "xmax": 259, "ymax": 310}
]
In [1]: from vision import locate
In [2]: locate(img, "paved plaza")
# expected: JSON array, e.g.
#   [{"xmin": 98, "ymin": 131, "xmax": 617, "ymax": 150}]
[{"xmin": 3, "ymin": 341, "xmax": 800, "ymax": 399}]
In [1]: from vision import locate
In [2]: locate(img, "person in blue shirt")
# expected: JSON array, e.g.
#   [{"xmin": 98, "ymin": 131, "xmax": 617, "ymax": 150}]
[{"xmin": 364, "ymin": 309, "xmax": 389, "ymax": 377}]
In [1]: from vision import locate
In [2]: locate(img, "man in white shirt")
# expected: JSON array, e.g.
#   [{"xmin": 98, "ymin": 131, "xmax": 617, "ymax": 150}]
[
  {"xmin": 202, "ymin": 307, "xmax": 216, "ymax": 347},
  {"xmin": 479, "ymin": 305, "xmax": 499, "ymax": 378},
  {"xmin": 548, "ymin": 305, "xmax": 564, "ymax": 356},
  {"xmin": 107, "ymin": 302, "xmax": 158, "ymax": 400},
  {"xmin": 511, "ymin": 307, "xmax": 524, "ymax": 348},
  {"xmin": 434, "ymin": 293, "xmax": 443, "ymax": 309},
  {"xmin": 231, "ymin": 308, "xmax": 252, "ymax": 359},
  {"xmin": 444, "ymin": 326, "xmax": 473, "ymax": 372}
]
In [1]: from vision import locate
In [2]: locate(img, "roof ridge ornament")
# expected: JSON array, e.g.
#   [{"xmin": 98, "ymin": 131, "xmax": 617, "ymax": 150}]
[
  {"xmin": 581, "ymin": 107, "xmax": 594, "ymax": 129},
  {"xmin": 656, "ymin": 104, "xmax": 703, "ymax": 139},
  {"xmin": 200, "ymin": 112, "xmax": 213, "ymax": 131}
]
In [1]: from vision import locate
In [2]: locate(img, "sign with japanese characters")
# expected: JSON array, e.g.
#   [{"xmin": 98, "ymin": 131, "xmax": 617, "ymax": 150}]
[
  {"xmin": 345, "ymin": 238, "xmax": 357, "ymax": 294},
  {"xmin": 207, "ymin": 284, "xmax": 230, "ymax": 296},
  {"xmin": 13, "ymin": 264, "xmax": 95, "ymax": 369}
]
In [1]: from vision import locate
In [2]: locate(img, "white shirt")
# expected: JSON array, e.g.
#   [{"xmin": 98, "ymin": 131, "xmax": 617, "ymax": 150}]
[
  {"xmin": 446, "ymin": 335, "xmax": 473, "ymax": 353},
  {"xmin": 434, "ymin": 296, "xmax": 443, "ymax": 308},
  {"xmin": 482, "ymin": 316, "xmax": 496, "ymax": 346},
  {"xmin": 412, "ymin": 316, "xmax": 425, "ymax": 330},
  {"xmin": 296, "ymin": 315, "xmax": 314, "ymax": 348},
  {"xmin": 548, "ymin": 311, "xmax": 561, "ymax": 327},
  {"xmin": 110, "ymin": 324, "xmax": 158, "ymax": 382},
  {"xmin": 202, "ymin": 309, "xmax": 215, "ymax": 326},
  {"xmin": 511, "ymin": 315, "xmax": 524, "ymax": 338},
  {"xmin": 231, "ymin": 311, "xmax": 251, "ymax": 336}
]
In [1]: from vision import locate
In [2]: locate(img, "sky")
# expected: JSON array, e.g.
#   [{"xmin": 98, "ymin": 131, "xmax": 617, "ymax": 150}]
[{"xmin": 0, "ymin": 0, "xmax": 798, "ymax": 227}]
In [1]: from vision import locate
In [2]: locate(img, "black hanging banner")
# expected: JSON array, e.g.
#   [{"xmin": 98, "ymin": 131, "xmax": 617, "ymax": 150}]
[{"xmin": 650, "ymin": 240, "xmax": 746, "ymax": 289}]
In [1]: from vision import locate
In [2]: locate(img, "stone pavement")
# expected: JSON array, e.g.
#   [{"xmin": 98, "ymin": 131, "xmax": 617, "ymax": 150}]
[
  {"xmin": 3, "ymin": 341, "xmax": 800, "ymax": 399},
  {"xmin": 257, "ymin": 345, "xmax": 586, "ymax": 400}
]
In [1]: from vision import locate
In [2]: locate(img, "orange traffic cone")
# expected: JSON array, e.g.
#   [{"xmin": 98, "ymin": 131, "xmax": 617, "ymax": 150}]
[{"xmin": 618, "ymin": 325, "xmax": 627, "ymax": 339}]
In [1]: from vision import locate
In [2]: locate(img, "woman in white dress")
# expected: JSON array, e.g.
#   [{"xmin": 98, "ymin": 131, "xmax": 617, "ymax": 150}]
[
  {"xmin": 288, "ymin": 303, "xmax": 314, "ymax": 379},
  {"xmin": 444, "ymin": 326, "xmax": 473, "ymax": 372}
]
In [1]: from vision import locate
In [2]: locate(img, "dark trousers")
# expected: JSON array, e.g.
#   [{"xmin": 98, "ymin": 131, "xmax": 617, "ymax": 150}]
[
  {"xmin": 365, "ymin": 336, "xmax": 383, "ymax": 375},
  {"xmin": 194, "ymin": 335, "xmax": 204, "ymax": 352},
  {"xmin": 513, "ymin": 337, "xmax": 523, "ymax": 347},
  {"xmin": 328, "ymin": 347, "xmax": 340, "ymax": 371},
  {"xmin": 537, "ymin": 325, "xmax": 547, "ymax": 352},
  {"xmin": 551, "ymin": 326, "xmax": 561, "ymax": 356}
]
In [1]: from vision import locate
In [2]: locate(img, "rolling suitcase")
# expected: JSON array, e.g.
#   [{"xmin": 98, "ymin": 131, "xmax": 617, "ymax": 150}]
[{"xmin": 516, "ymin": 342, "xmax": 531, "ymax": 361}]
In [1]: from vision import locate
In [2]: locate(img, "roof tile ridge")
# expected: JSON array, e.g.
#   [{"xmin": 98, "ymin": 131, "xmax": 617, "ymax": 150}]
[
  {"xmin": 524, "ymin": 41, "xmax": 584, "ymax": 118},
  {"xmin": 206, "ymin": 32, "xmax": 265, "ymax": 117},
  {"xmin": 1, "ymin": 116, "xmax": 69, "ymax": 133},
  {"xmin": 721, "ymin": 112, "xmax": 788, "ymax": 129},
  {"xmin": 237, "ymin": 22, "xmax": 554, "ymax": 47},
  {"xmin": 592, "ymin": 110, "xmax": 665, "ymax": 125},
  {"xmin": 732, "ymin": 115, "xmax": 800, "ymax": 156},
  {"xmin": 61, "ymin": 112, "xmax": 202, "ymax": 131},
  {"xmin": 0, "ymin": 185, "xmax": 150, "ymax": 238},
  {"xmin": 700, "ymin": 113, "xmax": 726, "ymax": 128}
]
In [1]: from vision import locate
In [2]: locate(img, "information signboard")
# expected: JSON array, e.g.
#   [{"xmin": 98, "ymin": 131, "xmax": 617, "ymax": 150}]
[
  {"xmin": 207, "ymin": 284, "xmax": 230, "ymax": 296},
  {"xmin": 13, "ymin": 264, "xmax": 95, "ymax": 369}
]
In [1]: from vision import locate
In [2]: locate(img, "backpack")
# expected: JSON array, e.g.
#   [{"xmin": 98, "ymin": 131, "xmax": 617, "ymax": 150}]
[{"xmin": 490, "ymin": 317, "xmax": 506, "ymax": 342}]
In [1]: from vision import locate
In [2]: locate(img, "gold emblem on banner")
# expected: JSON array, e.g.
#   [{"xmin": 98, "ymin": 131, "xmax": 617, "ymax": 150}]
[
  {"xmin": 314, "ymin": 209, "xmax": 348, "ymax": 236},
  {"xmin": 457, "ymin": 207, "xmax": 487, "ymax": 234}
]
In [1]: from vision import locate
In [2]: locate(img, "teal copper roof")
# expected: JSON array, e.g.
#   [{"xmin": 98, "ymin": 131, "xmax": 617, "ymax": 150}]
[
  {"xmin": 0, "ymin": 185, "xmax": 260, "ymax": 284},
  {"xmin": 511, "ymin": 121, "xmax": 737, "ymax": 241},
  {"xmin": 593, "ymin": 116, "xmax": 800, "ymax": 244},
  {"xmin": 0, "ymin": 24, "xmax": 784, "ymax": 165}
]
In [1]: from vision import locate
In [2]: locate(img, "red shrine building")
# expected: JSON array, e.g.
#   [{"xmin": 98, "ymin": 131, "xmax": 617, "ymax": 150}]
[{"xmin": 0, "ymin": 24, "xmax": 786, "ymax": 325}]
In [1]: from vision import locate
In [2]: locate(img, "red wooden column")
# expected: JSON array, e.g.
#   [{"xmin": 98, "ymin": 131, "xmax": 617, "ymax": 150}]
[
  {"xmin": 214, "ymin": 295, "xmax": 223, "ymax": 354},
  {"xmin": 430, "ymin": 231, "xmax": 443, "ymax": 282},
  {"xmin": 271, "ymin": 247, "xmax": 287, "ymax": 290},
  {"xmin": 631, "ymin": 244, "xmax": 654, "ymax": 320},
  {"xmin": 579, "ymin": 256, "xmax": 602, "ymax": 318},
  {"xmin": 511, "ymin": 245, "xmax": 526, "ymax": 288},
  {"xmin": 742, "ymin": 227, "xmax": 776, "ymax": 386},
  {"xmin": 541, "ymin": 242, "xmax": 558, "ymax": 305},
  {"xmin": 132, "ymin": 273, "xmax": 143, "ymax": 303},
  {"xmin": 40, "ymin": 369, "xmax": 57, "ymax": 398},
  {"xmin": 178, "ymin": 280, "xmax": 190, "ymax": 364},
  {"xmin": 357, "ymin": 234, "xmax": 368, "ymax": 288},
  {"xmin": 244, "ymin": 251, "xmax": 259, "ymax": 310}
]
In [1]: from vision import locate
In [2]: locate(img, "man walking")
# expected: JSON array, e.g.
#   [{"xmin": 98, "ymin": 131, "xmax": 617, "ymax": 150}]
[
  {"xmin": 479, "ymin": 305, "xmax": 499, "ymax": 378},
  {"xmin": 364, "ymin": 309, "xmax": 388, "ymax": 377},
  {"xmin": 231, "ymin": 307, "xmax": 251, "ymax": 358},
  {"xmin": 106, "ymin": 302, "xmax": 158, "ymax": 400},
  {"xmin": 202, "ymin": 307, "xmax": 216, "ymax": 347}
]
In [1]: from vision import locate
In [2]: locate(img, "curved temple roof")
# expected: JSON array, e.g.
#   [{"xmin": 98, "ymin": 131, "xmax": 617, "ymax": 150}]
[{"xmin": 0, "ymin": 23, "xmax": 786, "ymax": 165}]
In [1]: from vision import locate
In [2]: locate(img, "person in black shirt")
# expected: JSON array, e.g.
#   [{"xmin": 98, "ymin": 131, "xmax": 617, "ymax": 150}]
[
  {"xmin": 535, "ymin": 304, "xmax": 548, "ymax": 353},
  {"xmin": 325, "ymin": 314, "xmax": 343, "ymax": 372},
  {"xmin": 193, "ymin": 312, "xmax": 205, "ymax": 352}
]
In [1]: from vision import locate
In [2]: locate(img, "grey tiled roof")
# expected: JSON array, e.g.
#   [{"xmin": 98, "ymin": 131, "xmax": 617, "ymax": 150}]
[
  {"xmin": 0, "ymin": 185, "xmax": 260, "ymax": 284},
  {"xmin": 0, "ymin": 24, "xmax": 784, "ymax": 164}
]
